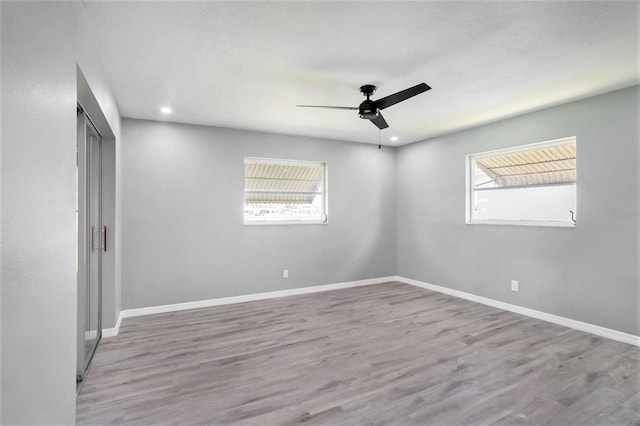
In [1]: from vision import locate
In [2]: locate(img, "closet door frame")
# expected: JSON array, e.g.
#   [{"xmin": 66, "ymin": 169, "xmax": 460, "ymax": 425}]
[{"xmin": 76, "ymin": 104, "xmax": 103, "ymax": 383}]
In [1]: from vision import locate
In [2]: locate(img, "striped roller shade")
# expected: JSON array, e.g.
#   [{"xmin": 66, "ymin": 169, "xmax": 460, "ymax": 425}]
[
  {"xmin": 475, "ymin": 142, "xmax": 576, "ymax": 188},
  {"xmin": 244, "ymin": 161, "xmax": 323, "ymax": 204}
]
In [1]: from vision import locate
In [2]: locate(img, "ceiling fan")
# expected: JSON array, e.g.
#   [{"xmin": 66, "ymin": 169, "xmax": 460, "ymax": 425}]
[{"xmin": 297, "ymin": 82, "xmax": 431, "ymax": 129}]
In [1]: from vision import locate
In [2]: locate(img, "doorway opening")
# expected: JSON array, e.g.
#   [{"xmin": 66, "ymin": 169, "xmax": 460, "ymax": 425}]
[{"xmin": 75, "ymin": 66, "xmax": 118, "ymax": 394}]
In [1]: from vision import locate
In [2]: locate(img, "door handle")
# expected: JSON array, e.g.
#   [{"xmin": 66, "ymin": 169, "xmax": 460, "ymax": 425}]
[{"xmin": 102, "ymin": 226, "xmax": 107, "ymax": 252}]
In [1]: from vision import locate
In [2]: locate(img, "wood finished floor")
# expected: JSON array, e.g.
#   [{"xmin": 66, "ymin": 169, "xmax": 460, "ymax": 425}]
[{"xmin": 77, "ymin": 282, "xmax": 640, "ymax": 425}]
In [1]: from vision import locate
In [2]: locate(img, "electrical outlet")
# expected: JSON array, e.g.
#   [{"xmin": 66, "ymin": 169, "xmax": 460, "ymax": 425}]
[
  {"xmin": 283, "ymin": 269, "xmax": 289, "ymax": 279},
  {"xmin": 511, "ymin": 280, "xmax": 519, "ymax": 292}
]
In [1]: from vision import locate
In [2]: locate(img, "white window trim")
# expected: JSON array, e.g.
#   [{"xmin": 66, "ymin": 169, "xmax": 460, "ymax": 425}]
[
  {"xmin": 465, "ymin": 136, "xmax": 577, "ymax": 228},
  {"xmin": 467, "ymin": 219, "xmax": 576, "ymax": 228},
  {"xmin": 244, "ymin": 220, "xmax": 328, "ymax": 226},
  {"xmin": 243, "ymin": 157, "xmax": 328, "ymax": 226}
]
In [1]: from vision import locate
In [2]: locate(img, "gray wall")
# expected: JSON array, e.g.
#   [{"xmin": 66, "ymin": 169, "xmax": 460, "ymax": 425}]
[
  {"xmin": 396, "ymin": 85, "xmax": 639, "ymax": 335},
  {"xmin": 121, "ymin": 119, "xmax": 396, "ymax": 309},
  {"xmin": 1, "ymin": 1, "xmax": 121, "ymax": 423}
]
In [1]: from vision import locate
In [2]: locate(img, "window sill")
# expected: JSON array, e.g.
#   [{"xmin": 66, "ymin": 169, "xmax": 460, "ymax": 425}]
[
  {"xmin": 244, "ymin": 220, "xmax": 328, "ymax": 226},
  {"xmin": 466, "ymin": 219, "xmax": 576, "ymax": 228}
]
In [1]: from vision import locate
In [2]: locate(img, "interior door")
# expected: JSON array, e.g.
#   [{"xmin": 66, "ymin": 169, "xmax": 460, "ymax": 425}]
[{"xmin": 77, "ymin": 106, "xmax": 103, "ymax": 383}]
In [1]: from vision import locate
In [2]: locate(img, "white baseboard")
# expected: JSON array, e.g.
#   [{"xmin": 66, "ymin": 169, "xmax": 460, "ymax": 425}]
[
  {"xmin": 102, "ymin": 276, "xmax": 395, "ymax": 337},
  {"xmin": 102, "ymin": 275, "xmax": 639, "ymax": 347},
  {"xmin": 394, "ymin": 276, "xmax": 640, "ymax": 347},
  {"xmin": 101, "ymin": 312, "xmax": 123, "ymax": 338}
]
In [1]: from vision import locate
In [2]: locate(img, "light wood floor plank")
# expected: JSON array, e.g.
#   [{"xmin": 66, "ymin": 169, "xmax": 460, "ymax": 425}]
[{"xmin": 77, "ymin": 282, "xmax": 640, "ymax": 425}]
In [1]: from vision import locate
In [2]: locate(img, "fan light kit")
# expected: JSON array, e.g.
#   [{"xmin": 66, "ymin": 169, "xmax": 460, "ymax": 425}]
[{"xmin": 297, "ymin": 82, "xmax": 431, "ymax": 129}]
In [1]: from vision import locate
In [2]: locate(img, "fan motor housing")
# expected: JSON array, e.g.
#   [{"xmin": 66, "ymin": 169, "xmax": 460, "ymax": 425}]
[{"xmin": 359, "ymin": 100, "xmax": 378, "ymax": 119}]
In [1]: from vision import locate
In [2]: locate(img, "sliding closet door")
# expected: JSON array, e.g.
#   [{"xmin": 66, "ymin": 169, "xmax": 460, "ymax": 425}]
[{"xmin": 77, "ymin": 106, "xmax": 103, "ymax": 382}]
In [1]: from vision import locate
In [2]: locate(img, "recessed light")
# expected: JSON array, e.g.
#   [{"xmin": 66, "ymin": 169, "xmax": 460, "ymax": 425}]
[
  {"xmin": 160, "ymin": 106, "xmax": 172, "ymax": 114},
  {"xmin": 390, "ymin": 136, "xmax": 399, "ymax": 142}
]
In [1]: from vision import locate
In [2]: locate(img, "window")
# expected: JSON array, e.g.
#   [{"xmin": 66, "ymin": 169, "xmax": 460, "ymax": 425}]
[
  {"xmin": 244, "ymin": 157, "xmax": 327, "ymax": 224},
  {"xmin": 466, "ymin": 137, "xmax": 576, "ymax": 227}
]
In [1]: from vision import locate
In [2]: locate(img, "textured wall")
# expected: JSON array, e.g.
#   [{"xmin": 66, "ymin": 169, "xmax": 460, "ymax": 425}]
[
  {"xmin": 0, "ymin": 1, "xmax": 121, "ymax": 423},
  {"xmin": 396, "ymin": 86, "xmax": 639, "ymax": 335},
  {"xmin": 121, "ymin": 119, "xmax": 396, "ymax": 309}
]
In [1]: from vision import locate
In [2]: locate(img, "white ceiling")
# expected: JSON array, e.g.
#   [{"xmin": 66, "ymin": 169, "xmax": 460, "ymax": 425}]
[{"xmin": 86, "ymin": 1, "xmax": 639, "ymax": 146}]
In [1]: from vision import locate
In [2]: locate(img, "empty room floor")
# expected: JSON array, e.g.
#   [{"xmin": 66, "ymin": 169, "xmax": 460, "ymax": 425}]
[{"xmin": 76, "ymin": 282, "xmax": 639, "ymax": 425}]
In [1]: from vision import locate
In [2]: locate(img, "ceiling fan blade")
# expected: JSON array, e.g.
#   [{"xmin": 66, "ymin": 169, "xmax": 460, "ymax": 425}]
[
  {"xmin": 374, "ymin": 83, "xmax": 431, "ymax": 110},
  {"xmin": 369, "ymin": 112, "xmax": 389, "ymax": 129},
  {"xmin": 296, "ymin": 105, "xmax": 358, "ymax": 110}
]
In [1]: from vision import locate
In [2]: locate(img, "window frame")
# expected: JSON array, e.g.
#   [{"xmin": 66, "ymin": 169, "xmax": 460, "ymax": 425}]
[
  {"xmin": 465, "ymin": 136, "xmax": 577, "ymax": 228},
  {"xmin": 243, "ymin": 156, "xmax": 328, "ymax": 226}
]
